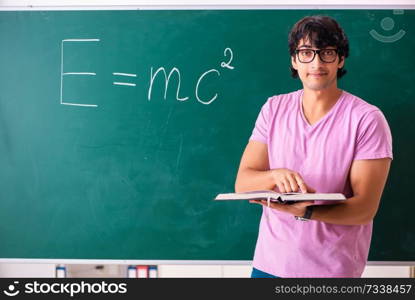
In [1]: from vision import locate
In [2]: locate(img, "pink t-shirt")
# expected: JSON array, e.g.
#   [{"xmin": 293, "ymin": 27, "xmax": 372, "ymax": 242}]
[{"xmin": 249, "ymin": 89, "xmax": 393, "ymax": 277}]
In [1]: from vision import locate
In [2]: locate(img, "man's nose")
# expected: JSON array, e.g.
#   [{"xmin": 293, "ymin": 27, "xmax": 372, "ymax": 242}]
[{"xmin": 310, "ymin": 54, "xmax": 325, "ymax": 68}]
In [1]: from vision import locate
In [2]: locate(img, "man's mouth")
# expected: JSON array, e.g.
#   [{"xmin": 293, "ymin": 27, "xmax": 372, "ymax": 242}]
[{"xmin": 308, "ymin": 73, "xmax": 327, "ymax": 77}]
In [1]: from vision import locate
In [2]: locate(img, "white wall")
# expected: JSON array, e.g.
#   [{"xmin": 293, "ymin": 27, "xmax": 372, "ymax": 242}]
[
  {"xmin": 0, "ymin": 263, "xmax": 411, "ymax": 277},
  {"xmin": 0, "ymin": 0, "xmax": 413, "ymax": 278},
  {"xmin": 0, "ymin": 264, "xmax": 56, "ymax": 277},
  {"xmin": 0, "ymin": 0, "xmax": 413, "ymax": 9}
]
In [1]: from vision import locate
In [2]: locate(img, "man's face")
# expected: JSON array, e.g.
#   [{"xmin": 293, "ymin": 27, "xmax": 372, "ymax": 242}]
[{"xmin": 291, "ymin": 38, "xmax": 345, "ymax": 91}]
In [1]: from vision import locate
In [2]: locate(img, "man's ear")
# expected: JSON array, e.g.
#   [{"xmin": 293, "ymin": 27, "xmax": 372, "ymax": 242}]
[
  {"xmin": 338, "ymin": 56, "xmax": 345, "ymax": 69},
  {"xmin": 291, "ymin": 56, "xmax": 298, "ymax": 70}
]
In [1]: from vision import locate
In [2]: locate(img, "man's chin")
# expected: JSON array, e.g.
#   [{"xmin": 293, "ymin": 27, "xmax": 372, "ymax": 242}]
[
  {"xmin": 305, "ymin": 83, "xmax": 330, "ymax": 91},
  {"xmin": 304, "ymin": 78, "xmax": 337, "ymax": 91}
]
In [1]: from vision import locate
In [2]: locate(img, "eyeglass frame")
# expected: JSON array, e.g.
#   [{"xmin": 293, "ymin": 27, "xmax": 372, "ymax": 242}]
[{"xmin": 294, "ymin": 48, "xmax": 339, "ymax": 63}]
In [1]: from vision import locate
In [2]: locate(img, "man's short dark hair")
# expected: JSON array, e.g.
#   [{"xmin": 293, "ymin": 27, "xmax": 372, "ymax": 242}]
[{"xmin": 288, "ymin": 15, "xmax": 349, "ymax": 79}]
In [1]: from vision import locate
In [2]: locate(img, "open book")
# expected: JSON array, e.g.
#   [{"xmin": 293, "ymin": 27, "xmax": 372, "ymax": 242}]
[{"xmin": 215, "ymin": 190, "xmax": 346, "ymax": 204}]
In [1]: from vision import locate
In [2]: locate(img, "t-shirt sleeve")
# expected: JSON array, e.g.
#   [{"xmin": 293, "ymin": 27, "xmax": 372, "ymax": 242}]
[
  {"xmin": 354, "ymin": 109, "xmax": 393, "ymax": 160},
  {"xmin": 249, "ymin": 97, "xmax": 272, "ymax": 144}
]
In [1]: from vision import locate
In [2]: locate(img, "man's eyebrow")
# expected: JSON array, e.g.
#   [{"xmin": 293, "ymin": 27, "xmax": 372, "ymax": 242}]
[{"xmin": 297, "ymin": 44, "xmax": 313, "ymax": 48}]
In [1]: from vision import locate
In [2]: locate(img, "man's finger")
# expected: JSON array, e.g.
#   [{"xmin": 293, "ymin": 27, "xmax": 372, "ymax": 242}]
[
  {"xmin": 276, "ymin": 182, "xmax": 286, "ymax": 193},
  {"xmin": 282, "ymin": 179, "xmax": 292, "ymax": 193},
  {"xmin": 301, "ymin": 200, "xmax": 315, "ymax": 206},
  {"xmin": 306, "ymin": 185, "xmax": 316, "ymax": 193},
  {"xmin": 294, "ymin": 174, "xmax": 307, "ymax": 193},
  {"xmin": 287, "ymin": 175, "xmax": 299, "ymax": 193}
]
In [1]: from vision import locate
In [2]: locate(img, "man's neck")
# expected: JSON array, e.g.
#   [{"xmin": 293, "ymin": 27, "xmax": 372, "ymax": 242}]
[
  {"xmin": 302, "ymin": 85, "xmax": 343, "ymax": 113},
  {"xmin": 301, "ymin": 84, "xmax": 343, "ymax": 126}
]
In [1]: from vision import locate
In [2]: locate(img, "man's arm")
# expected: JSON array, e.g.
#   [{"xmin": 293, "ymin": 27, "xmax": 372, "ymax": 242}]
[
  {"xmin": 235, "ymin": 140, "xmax": 314, "ymax": 193},
  {"xmin": 234, "ymin": 141, "xmax": 275, "ymax": 192},
  {"xmin": 311, "ymin": 158, "xmax": 392, "ymax": 225}
]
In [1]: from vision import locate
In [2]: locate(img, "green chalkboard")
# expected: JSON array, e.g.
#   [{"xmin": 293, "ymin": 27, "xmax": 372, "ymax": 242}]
[{"xmin": 0, "ymin": 9, "xmax": 414, "ymax": 261}]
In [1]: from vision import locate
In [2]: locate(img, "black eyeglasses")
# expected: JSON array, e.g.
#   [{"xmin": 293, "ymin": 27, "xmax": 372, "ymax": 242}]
[{"xmin": 295, "ymin": 48, "xmax": 338, "ymax": 63}]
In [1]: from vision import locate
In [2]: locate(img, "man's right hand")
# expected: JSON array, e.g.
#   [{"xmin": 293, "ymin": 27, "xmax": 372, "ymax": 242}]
[
  {"xmin": 270, "ymin": 168, "xmax": 316, "ymax": 194},
  {"xmin": 235, "ymin": 141, "xmax": 316, "ymax": 194}
]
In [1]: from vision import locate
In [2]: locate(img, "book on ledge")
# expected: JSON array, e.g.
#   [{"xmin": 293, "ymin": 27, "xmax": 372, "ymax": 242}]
[{"xmin": 214, "ymin": 190, "xmax": 346, "ymax": 204}]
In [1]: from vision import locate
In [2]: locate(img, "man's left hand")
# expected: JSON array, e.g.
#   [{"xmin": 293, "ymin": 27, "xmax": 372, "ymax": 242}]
[{"xmin": 249, "ymin": 199, "xmax": 315, "ymax": 217}]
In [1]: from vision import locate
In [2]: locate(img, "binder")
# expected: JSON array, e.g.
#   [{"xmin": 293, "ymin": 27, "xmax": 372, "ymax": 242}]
[
  {"xmin": 127, "ymin": 265, "xmax": 137, "ymax": 278},
  {"xmin": 149, "ymin": 265, "xmax": 158, "ymax": 278},
  {"xmin": 55, "ymin": 265, "xmax": 66, "ymax": 278},
  {"xmin": 136, "ymin": 265, "xmax": 148, "ymax": 278}
]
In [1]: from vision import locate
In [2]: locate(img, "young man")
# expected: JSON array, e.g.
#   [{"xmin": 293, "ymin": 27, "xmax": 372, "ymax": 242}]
[{"xmin": 235, "ymin": 16, "xmax": 393, "ymax": 278}]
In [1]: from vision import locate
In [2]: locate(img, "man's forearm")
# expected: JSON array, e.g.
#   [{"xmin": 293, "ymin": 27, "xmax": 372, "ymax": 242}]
[
  {"xmin": 235, "ymin": 168, "xmax": 275, "ymax": 192},
  {"xmin": 311, "ymin": 197, "xmax": 374, "ymax": 225}
]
